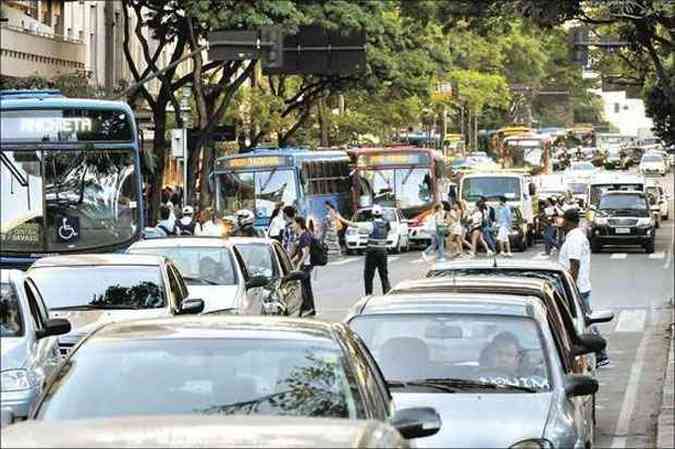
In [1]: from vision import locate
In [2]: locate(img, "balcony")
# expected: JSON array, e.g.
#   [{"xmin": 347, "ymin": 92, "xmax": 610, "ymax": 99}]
[{"xmin": 0, "ymin": 23, "xmax": 85, "ymax": 78}]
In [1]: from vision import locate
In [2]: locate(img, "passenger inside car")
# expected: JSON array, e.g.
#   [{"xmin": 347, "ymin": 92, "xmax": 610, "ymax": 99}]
[{"xmin": 0, "ymin": 286, "xmax": 22, "ymax": 337}]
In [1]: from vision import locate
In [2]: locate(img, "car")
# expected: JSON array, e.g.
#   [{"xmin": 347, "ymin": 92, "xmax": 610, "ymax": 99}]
[
  {"xmin": 590, "ymin": 190, "xmax": 656, "ymax": 253},
  {"xmin": 603, "ymin": 147, "xmax": 623, "ymax": 170},
  {"xmin": 639, "ymin": 152, "xmax": 667, "ymax": 177},
  {"xmin": 127, "ymin": 237, "xmax": 301, "ymax": 316},
  {"xmin": 0, "ymin": 415, "xmax": 411, "ymax": 448},
  {"xmin": 28, "ymin": 317, "xmax": 441, "ymax": 442},
  {"xmin": 566, "ymin": 180, "xmax": 590, "ymax": 209},
  {"xmin": 0, "ymin": 270, "xmax": 70, "ymax": 423},
  {"xmin": 345, "ymin": 291, "xmax": 600, "ymax": 448},
  {"xmin": 229, "ymin": 237, "xmax": 306, "ymax": 316},
  {"xmin": 566, "ymin": 161, "xmax": 596, "ymax": 181},
  {"xmin": 345, "ymin": 207, "xmax": 409, "ymax": 254},
  {"xmin": 646, "ymin": 181, "xmax": 670, "ymax": 222},
  {"xmin": 27, "ymin": 254, "xmax": 205, "ymax": 355}
]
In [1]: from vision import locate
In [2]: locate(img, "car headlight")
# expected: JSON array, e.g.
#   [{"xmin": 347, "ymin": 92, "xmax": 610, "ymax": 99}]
[
  {"xmin": 594, "ymin": 216, "xmax": 608, "ymax": 225},
  {"xmin": 637, "ymin": 217, "xmax": 652, "ymax": 226},
  {"xmin": 510, "ymin": 438, "xmax": 554, "ymax": 449},
  {"xmin": 1, "ymin": 369, "xmax": 39, "ymax": 392},
  {"xmin": 346, "ymin": 228, "xmax": 358, "ymax": 236}
]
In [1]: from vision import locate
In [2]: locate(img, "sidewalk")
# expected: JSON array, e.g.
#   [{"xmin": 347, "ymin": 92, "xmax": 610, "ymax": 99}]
[{"xmin": 657, "ymin": 317, "xmax": 674, "ymax": 448}]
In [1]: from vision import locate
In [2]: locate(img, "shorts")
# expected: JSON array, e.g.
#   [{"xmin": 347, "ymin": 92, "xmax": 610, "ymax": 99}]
[
  {"xmin": 452, "ymin": 223, "xmax": 463, "ymax": 236},
  {"xmin": 497, "ymin": 226, "xmax": 510, "ymax": 242}
]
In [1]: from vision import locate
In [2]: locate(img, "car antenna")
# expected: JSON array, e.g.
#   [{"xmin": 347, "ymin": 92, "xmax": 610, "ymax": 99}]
[{"xmin": 492, "ymin": 251, "xmax": 498, "ymax": 268}]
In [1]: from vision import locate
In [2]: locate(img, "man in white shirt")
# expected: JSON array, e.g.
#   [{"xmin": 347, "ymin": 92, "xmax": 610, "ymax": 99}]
[{"xmin": 559, "ymin": 208, "xmax": 610, "ymax": 367}]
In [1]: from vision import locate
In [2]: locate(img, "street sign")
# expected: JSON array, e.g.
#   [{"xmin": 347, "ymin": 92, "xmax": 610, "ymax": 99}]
[{"xmin": 171, "ymin": 128, "xmax": 187, "ymax": 158}]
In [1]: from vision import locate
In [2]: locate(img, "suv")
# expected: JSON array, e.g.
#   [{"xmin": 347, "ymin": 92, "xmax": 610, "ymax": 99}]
[{"xmin": 590, "ymin": 191, "xmax": 655, "ymax": 253}]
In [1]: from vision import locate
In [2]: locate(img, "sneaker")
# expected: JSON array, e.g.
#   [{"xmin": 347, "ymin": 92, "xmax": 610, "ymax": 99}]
[
  {"xmin": 596, "ymin": 358, "xmax": 612, "ymax": 368},
  {"xmin": 486, "ymin": 250, "xmax": 495, "ymax": 257},
  {"xmin": 506, "ymin": 253, "xmax": 513, "ymax": 257}
]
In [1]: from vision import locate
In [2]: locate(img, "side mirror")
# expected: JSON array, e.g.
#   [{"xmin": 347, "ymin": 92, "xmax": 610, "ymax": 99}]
[
  {"xmin": 571, "ymin": 333, "xmax": 607, "ymax": 357},
  {"xmin": 1, "ymin": 407, "xmax": 14, "ymax": 426},
  {"xmin": 282, "ymin": 271, "xmax": 306, "ymax": 283},
  {"xmin": 587, "ymin": 310, "xmax": 615, "ymax": 325},
  {"xmin": 36, "ymin": 318, "xmax": 71, "ymax": 339},
  {"xmin": 390, "ymin": 407, "xmax": 441, "ymax": 440},
  {"xmin": 564, "ymin": 374, "xmax": 598, "ymax": 397},
  {"xmin": 246, "ymin": 275, "xmax": 269, "ymax": 290},
  {"xmin": 179, "ymin": 298, "xmax": 204, "ymax": 315}
]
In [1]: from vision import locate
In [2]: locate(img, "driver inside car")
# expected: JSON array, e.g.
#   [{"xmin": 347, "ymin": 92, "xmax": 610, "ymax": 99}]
[
  {"xmin": 479, "ymin": 331, "xmax": 522, "ymax": 378},
  {"xmin": 199, "ymin": 256, "xmax": 224, "ymax": 284}
]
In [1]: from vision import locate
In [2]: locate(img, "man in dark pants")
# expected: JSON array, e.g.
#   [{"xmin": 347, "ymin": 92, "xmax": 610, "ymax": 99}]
[{"xmin": 337, "ymin": 204, "xmax": 391, "ymax": 295}]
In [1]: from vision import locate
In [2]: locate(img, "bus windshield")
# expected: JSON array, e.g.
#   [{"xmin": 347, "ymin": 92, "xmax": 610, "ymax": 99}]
[
  {"xmin": 217, "ymin": 169, "xmax": 298, "ymax": 218},
  {"xmin": 462, "ymin": 177, "xmax": 521, "ymax": 202},
  {"xmin": 358, "ymin": 168, "xmax": 433, "ymax": 211},
  {"xmin": 1, "ymin": 149, "xmax": 139, "ymax": 253}
]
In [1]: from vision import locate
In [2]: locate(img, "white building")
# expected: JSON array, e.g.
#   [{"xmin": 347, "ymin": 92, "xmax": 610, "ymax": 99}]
[{"xmin": 596, "ymin": 89, "xmax": 654, "ymax": 137}]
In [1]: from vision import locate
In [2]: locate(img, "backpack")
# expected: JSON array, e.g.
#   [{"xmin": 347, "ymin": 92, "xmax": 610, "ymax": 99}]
[{"xmin": 309, "ymin": 236, "xmax": 328, "ymax": 266}]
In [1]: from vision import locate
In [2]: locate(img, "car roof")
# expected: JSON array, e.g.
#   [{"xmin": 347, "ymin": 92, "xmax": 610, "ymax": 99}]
[
  {"xmin": 87, "ymin": 316, "xmax": 340, "ymax": 344},
  {"xmin": 430, "ymin": 258, "xmax": 567, "ymax": 273},
  {"xmin": 392, "ymin": 276, "xmax": 548, "ymax": 294},
  {"xmin": 227, "ymin": 237, "xmax": 276, "ymax": 246},
  {"xmin": 589, "ymin": 173, "xmax": 645, "ymax": 184},
  {"xmin": 129, "ymin": 237, "xmax": 236, "ymax": 249},
  {"xmin": 353, "ymin": 292, "xmax": 546, "ymax": 321},
  {"xmin": 29, "ymin": 253, "xmax": 165, "ymax": 269},
  {"xmin": 601, "ymin": 190, "xmax": 644, "ymax": 196},
  {"xmin": 0, "ymin": 415, "xmax": 395, "ymax": 448}
]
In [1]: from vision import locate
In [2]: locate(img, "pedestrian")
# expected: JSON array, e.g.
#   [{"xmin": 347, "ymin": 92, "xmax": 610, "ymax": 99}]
[
  {"xmin": 281, "ymin": 206, "xmax": 298, "ymax": 254},
  {"xmin": 195, "ymin": 208, "xmax": 225, "ymax": 237},
  {"xmin": 232, "ymin": 209, "xmax": 262, "ymax": 237},
  {"xmin": 540, "ymin": 199, "xmax": 558, "ymax": 256},
  {"xmin": 558, "ymin": 208, "xmax": 610, "ymax": 367},
  {"xmin": 323, "ymin": 202, "xmax": 342, "ymax": 257},
  {"xmin": 176, "ymin": 206, "xmax": 196, "ymax": 235},
  {"xmin": 479, "ymin": 197, "xmax": 497, "ymax": 253},
  {"xmin": 449, "ymin": 201, "xmax": 473, "ymax": 257},
  {"xmin": 336, "ymin": 204, "xmax": 391, "ymax": 295},
  {"xmin": 470, "ymin": 203, "xmax": 493, "ymax": 256},
  {"xmin": 155, "ymin": 205, "xmax": 178, "ymax": 237},
  {"xmin": 291, "ymin": 216, "xmax": 316, "ymax": 317},
  {"xmin": 429, "ymin": 203, "xmax": 449, "ymax": 261},
  {"xmin": 267, "ymin": 202, "xmax": 285, "ymax": 243},
  {"xmin": 496, "ymin": 196, "xmax": 513, "ymax": 257}
]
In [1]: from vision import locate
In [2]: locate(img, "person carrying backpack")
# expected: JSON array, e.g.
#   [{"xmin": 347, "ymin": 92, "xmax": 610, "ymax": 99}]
[
  {"xmin": 176, "ymin": 206, "xmax": 196, "ymax": 235},
  {"xmin": 291, "ymin": 216, "xmax": 316, "ymax": 317},
  {"xmin": 155, "ymin": 205, "xmax": 178, "ymax": 237},
  {"xmin": 336, "ymin": 204, "xmax": 391, "ymax": 295}
]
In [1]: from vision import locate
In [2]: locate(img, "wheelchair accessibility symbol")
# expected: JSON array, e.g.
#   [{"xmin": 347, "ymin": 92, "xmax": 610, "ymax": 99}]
[{"xmin": 56, "ymin": 215, "xmax": 80, "ymax": 243}]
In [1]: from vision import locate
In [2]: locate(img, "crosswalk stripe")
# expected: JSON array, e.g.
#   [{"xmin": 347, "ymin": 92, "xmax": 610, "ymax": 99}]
[
  {"xmin": 328, "ymin": 257, "xmax": 359, "ymax": 266},
  {"xmin": 648, "ymin": 251, "xmax": 665, "ymax": 259},
  {"xmin": 613, "ymin": 310, "xmax": 647, "ymax": 333},
  {"xmin": 610, "ymin": 253, "xmax": 628, "ymax": 259}
]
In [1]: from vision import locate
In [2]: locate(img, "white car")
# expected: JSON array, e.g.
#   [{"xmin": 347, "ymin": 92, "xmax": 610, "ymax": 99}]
[
  {"xmin": 345, "ymin": 207, "xmax": 409, "ymax": 254},
  {"xmin": 565, "ymin": 161, "xmax": 597, "ymax": 181},
  {"xmin": 640, "ymin": 153, "xmax": 667, "ymax": 177}
]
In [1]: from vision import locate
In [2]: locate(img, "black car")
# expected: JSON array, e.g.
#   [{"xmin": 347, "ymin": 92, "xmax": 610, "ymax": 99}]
[
  {"xmin": 589, "ymin": 191, "xmax": 655, "ymax": 253},
  {"xmin": 29, "ymin": 317, "xmax": 441, "ymax": 441}
]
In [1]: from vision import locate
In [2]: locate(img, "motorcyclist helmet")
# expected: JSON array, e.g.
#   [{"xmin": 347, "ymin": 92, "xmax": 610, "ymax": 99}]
[{"xmin": 236, "ymin": 209, "xmax": 255, "ymax": 227}]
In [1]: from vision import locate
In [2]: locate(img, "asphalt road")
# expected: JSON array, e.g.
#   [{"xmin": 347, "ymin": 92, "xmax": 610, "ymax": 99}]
[{"xmin": 312, "ymin": 172, "xmax": 675, "ymax": 448}]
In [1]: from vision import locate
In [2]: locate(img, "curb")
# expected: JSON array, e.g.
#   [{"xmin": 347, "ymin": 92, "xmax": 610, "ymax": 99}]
[{"xmin": 657, "ymin": 320, "xmax": 674, "ymax": 448}]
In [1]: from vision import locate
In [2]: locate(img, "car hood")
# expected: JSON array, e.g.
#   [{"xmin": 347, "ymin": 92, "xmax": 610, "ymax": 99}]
[
  {"xmin": 50, "ymin": 308, "xmax": 172, "ymax": 343},
  {"xmin": 0, "ymin": 337, "xmax": 30, "ymax": 370},
  {"xmin": 393, "ymin": 392, "xmax": 552, "ymax": 448},
  {"xmin": 186, "ymin": 285, "xmax": 240, "ymax": 313}
]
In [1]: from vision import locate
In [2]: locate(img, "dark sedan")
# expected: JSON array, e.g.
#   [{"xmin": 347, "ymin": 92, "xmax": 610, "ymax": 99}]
[{"xmin": 29, "ymin": 317, "xmax": 440, "ymax": 441}]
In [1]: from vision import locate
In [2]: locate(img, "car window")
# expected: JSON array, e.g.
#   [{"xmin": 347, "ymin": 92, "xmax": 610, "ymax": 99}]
[
  {"xmin": 166, "ymin": 265, "xmax": 186, "ymax": 306},
  {"xmin": 29, "ymin": 266, "xmax": 166, "ymax": 310},
  {"xmin": 236, "ymin": 244, "xmax": 279, "ymax": 279},
  {"xmin": 351, "ymin": 333, "xmax": 392, "ymax": 419},
  {"xmin": 0, "ymin": 282, "xmax": 24, "ymax": 337},
  {"xmin": 37, "ymin": 338, "xmax": 364, "ymax": 420},
  {"xmin": 350, "ymin": 313, "xmax": 552, "ymax": 392},
  {"xmin": 26, "ymin": 280, "xmax": 50, "ymax": 325},
  {"xmin": 273, "ymin": 243, "xmax": 292, "ymax": 276}
]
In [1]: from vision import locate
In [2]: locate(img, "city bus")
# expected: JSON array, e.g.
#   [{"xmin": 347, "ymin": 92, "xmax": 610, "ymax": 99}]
[
  {"xmin": 212, "ymin": 147, "xmax": 352, "ymax": 231},
  {"xmin": 502, "ymin": 133, "xmax": 552, "ymax": 173},
  {"xmin": 0, "ymin": 90, "xmax": 143, "ymax": 269}
]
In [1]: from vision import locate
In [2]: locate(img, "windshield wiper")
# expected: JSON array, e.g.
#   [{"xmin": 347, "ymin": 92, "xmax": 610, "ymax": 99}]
[
  {"xmin": 51, "ymin": 304, "xmax": 141, "ymax": 311},
  {"xmin": 258, "ymin": 167, "xmax": 278, "ymax": 193},
  {"xmin": 387, "ymin": 379, "xmax": 459, "ymax": 393},
  {"xmin": 401, "ymin": 167, "xmax": 415, "ymax": 185},
  {"xmin": 182, "ymin": 276, "xmax": 220, "ymax": 286},
  {"xmin": 415, "ymin": 377, "xmax": 537, "ymax": 393}
]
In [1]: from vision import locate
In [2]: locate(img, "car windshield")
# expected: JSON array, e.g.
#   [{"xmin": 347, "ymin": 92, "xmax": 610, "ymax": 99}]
[
  {"xmin": 599, "ymin": 194, "xmax": 648, "ymax": 211},
  {"xmin": 217, "ymin": 169, "xmax": 297, "ymax": 219},
  {"xmin": 642, "ymin": 155, "xmax": 663, "ymax": 163},
  {"xmin": 0, "ymin": 282, "xmax": 24, "ymax": 337},
  {"xmin": 571, "ymin": 162, "xmax": 594, "ymax": 171},
  {"xmin": 235, "ymin": 244, "xmax": 277, "ymax": 279},
  {"xmin": 350, "ymin": 314, "xmax": 551, "ymax": 393},
  {"xmin": 29, "ymin": 266, "xmax": 165, "ymax": 310},
  {"xmin": 461, "ymin": 177, "xmax": 521, "ymax": 202},
  {"xmin": 127, "ymin": 247, "xmax": 237, "ymax": 286},
  {"xmin": 354, "ymin": 209, "xmax": 397, "ymax": 222},
  {"xmin": 1, "ymin": 149, "xmax": 139, "ymax": 253},
  {"xmin": 36, "ymin": 338, "xmax": 364, "ymax": 420},
  {"xmin": 359, "ymin": 168, "xmax": 433, "ymax": 212}
]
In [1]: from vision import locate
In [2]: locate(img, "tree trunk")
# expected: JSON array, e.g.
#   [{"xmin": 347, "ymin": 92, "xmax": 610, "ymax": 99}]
[
  {"xmin": 149, "ymin": 111, "xmax": 167, "ymax": 225},
  {"xmin": 318, "ymin": 98, "xmax": 329, "ymax": 147}
]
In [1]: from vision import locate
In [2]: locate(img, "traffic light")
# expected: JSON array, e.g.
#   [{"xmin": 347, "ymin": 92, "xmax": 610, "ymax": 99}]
[{"xmin": 568, "ymin": 27, "xmax": 590, "ymax": 66}]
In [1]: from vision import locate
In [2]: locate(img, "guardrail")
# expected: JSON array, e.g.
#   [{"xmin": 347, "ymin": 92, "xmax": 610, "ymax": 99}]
[{"xmin": 0, "ymin": 23, "xmax": 83, "ymax": 44}]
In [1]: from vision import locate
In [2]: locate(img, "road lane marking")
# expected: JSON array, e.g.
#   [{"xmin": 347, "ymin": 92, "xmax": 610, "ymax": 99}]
[
  {"xmin": 328, "ymin": 257, "xmax": 359, "ymax": 266},
  {"xmin": 610, "ymin": 253, "xmax": 628, "ymax": 259},
  {"xmin": 412, "ymin": 258, "xmax": 425, "ymax": 264},
  {"xmin": 611, "ymin": 316, "xmax": 650, "ymax": 449},
  {"xmin": 648, "ymin": 251, "xmax": 665, "ymax": 259},
  {"xmin": 613, "ymin": 310, "xmax": 647, "ymax": 333}
]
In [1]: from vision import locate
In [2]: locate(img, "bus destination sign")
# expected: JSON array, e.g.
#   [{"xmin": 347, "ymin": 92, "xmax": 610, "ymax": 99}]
[
  {"xmin": 357, "ymin": 152, "xmax": 430, "ymax": 167},
  {"xmin": 222, "ymin": 156, "xmax": 288, "ymax": 169}
]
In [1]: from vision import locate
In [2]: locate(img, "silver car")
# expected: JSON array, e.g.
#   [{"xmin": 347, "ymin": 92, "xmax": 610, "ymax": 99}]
[
  {"xmin": 346, "ymin": 292, "xmax": 599, "ymax": 448},
  {"xmin": 1, "ymin": 415, "xmax": 411, "ymax": 448},
  {"xmin": 0, "ymin": 269, "xmax": 70, "ymax": 422}
]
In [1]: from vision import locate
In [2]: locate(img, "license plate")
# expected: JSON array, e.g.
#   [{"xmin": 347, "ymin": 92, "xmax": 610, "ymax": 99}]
[{"xmin": 615, "ymin": 227, "xmax": 630, "ymax": 234}]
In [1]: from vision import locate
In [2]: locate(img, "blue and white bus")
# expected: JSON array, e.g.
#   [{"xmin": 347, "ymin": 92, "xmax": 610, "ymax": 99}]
[
  {"xmin": 212, "ymin": 147, "xmax": 353, "ymax": 230},
  {"xmin": 0, "ymin": 90, "xmax": 143, "ymax": 269}
]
